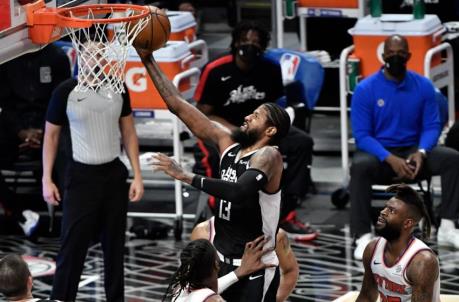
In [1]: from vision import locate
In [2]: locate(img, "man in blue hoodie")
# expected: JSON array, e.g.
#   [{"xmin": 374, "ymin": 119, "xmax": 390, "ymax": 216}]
[{"xmin": 350, "ymin": 34, "xmax": 459, "ymax": 259}]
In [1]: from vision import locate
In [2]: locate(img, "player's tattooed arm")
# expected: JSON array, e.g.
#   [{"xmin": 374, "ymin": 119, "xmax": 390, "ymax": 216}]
[
  {"xmin": 136, "ymin": 49, "xmax": 233, "ymax": 150},
  {"xmin": 276, "ymin": 230, "xmax": 299, "ymax": 302},
  {"xmin": 407, "ymin": 251, "xmax": 439, "ymax": 302}
]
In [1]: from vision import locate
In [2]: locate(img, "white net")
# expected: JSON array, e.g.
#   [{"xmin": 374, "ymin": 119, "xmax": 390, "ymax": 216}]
[{"xmin": 66, "ymin": 8, "xmax": 149, "ymax": 94}]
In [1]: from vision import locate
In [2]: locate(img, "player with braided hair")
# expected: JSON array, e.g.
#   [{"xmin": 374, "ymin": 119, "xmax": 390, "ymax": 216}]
[
  {"xmin": 164, "ymin": 236, "xmax": 274, "ymax": 302},
  {"xmin": 357, "ymin": 184, "xmax": 440, "ymax": 302},
  {"xmin": 164, "ymin": 239, "xmax": 219, "ymax": 302}
]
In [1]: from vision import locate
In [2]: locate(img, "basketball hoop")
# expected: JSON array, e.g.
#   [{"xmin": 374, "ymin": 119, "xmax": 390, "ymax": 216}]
[{"xmin": 24, "ymin": 0, "xmax": 150, "ymax": 93}]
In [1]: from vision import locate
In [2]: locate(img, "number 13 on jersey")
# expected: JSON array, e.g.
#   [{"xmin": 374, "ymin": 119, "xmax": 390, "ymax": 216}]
[{"xmin": 219, "ymin": 200, "xmax": 232, "ymax": 221}]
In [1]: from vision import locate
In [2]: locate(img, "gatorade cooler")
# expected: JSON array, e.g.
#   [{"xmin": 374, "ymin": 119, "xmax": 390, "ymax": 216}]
[
  {"xmin": 167, "ymin": 11, "xmax": 197, "ymax": 43},
  {"xmin": 298, "ymin": 0, "xmax": 358, "ymax": 8},
  {"xmin": 124, "ymin": 41, "xmax": 193, "ymax": 110},
  {"xmin": 349, "ymin": 14, "xmax": 444, "ymax": 77}
]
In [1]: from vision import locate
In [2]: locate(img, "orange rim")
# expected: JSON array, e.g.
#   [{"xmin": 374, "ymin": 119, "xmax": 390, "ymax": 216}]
[
  {"xmin": 56, "ymin": 3, "xmax": 151, "ymax": 28},
  {"xmin": 25, "ymin": 0, "xmax": 152, "ymax": 44}
]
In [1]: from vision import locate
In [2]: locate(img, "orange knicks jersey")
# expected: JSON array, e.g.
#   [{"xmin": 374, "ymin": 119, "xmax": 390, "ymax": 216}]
[{"xmin": 370, "ymin": 237, "xmax": 440, "ymax": 302}]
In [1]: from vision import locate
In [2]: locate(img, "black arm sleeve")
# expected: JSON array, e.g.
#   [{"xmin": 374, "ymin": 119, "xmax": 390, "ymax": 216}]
[{"xmin": 191, "ymin": 169, "xmax": 268, "ymax": 201}]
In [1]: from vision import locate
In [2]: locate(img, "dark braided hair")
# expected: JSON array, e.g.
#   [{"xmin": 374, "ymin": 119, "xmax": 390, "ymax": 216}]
[
  {"xmin": 262, "ymin": 103, "xmax": 291, "ymax": 146},
  {"xmin": 230, "ymin": 20, "xmax": 270, "ymax": 55},
  {"xmin": 386, "ymin": 184, "xmax": 431, "ymax": 240},
  {"xmin": 163, "ymin": 239, "xmax": 217, "ymax": 301}
]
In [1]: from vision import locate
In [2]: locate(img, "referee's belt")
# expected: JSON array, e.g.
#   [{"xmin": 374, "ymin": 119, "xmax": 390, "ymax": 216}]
[{"xmin": 217, "ymin": 250, "xmax": 242, "ymax": 266}]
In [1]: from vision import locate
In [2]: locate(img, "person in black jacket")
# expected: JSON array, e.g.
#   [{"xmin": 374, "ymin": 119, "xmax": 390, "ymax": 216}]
[{"xmin": 0, "ymin": 44, "xmax": 70, "ymax": 236}]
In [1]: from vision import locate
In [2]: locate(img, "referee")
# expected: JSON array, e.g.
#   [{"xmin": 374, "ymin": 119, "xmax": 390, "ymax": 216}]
[{"xmin": 42, "ymin": 43, "xmax": 144, "ymax": 300}]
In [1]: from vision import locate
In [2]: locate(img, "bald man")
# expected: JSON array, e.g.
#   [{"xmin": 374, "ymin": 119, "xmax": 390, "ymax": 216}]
[{"xmin": 350, "ymin": 34, "xmax": 459, "ymax": 260}]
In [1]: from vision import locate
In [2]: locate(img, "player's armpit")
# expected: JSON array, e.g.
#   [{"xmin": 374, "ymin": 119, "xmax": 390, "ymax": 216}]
[{"xmin": 406, "ymin": 250, "xmax": 439, "ymax": 302}]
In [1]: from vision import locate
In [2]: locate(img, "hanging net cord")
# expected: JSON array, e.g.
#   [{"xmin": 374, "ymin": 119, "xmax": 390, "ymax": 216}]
[{"xmin": 67, "ymin": 8, "xmax": 149, "ymax": 93}]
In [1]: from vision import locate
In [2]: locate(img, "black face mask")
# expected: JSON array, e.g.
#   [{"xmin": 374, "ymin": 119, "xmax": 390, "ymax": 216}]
[
  {"xmin": 237, "ymin": 44, "xmax": 262, "ymax": 65},
  {"xmin": 384, "ymin": 54, "xmax": 407, "ymax": 78}
]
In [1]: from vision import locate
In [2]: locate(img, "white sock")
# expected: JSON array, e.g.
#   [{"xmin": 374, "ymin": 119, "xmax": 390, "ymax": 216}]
[{"xmin": 440, "ymin": 219, "xmax": 455, "ymax": 230}]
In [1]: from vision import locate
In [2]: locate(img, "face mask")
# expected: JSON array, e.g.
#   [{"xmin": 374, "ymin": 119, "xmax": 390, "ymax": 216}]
[
  {"xmin": 384, "ymin": 54, "xmax": 407, "ymax": 78},
  {"xmin": 237, "ymin": 44, "xmax": 262, "ymax": 64}
]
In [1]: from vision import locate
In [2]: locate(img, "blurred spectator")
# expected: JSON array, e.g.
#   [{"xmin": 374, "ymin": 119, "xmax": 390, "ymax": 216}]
[
  {"xmin": 0, "ymin": 254, "xmax": 58, "ymax": 301},
  {"xmin": 446, "ymin": 121, "xmax": 459, "ymax": 152},
  {"xmin": 0, "ymin": 107, "xmax": 41, "ymax": 236},
  {"xmin": 0, "ymin": 43, "xmax": 71, "ymax": 161},
  {"xmin": 0, "ymin": 87, "xmax": 40, "ymax": 236},
  {"xmin": 350, "ymin": 34, "xmax": 459, "ymax": 260},
  {"xmin": 0, "ymin": 43, "xmax": 70, "ymax": 231},
  {"xmin": 0, "ymin": 44, "xmax": 70, "ymax": 236},
  {"xmin": 194, "ymin": 20, "xmax": 316, "ymax": 241}
]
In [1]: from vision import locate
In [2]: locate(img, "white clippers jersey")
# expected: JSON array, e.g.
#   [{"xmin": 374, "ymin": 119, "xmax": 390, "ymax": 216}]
[{"xmin": 370, "ymin": 237, "xmax": 440, "ymax": 302}]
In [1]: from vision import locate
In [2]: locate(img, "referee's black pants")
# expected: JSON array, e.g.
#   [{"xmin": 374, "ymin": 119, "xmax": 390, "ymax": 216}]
[{"xmin": 51, "ymin": 158, "xmax": 129, "ymax": 302}]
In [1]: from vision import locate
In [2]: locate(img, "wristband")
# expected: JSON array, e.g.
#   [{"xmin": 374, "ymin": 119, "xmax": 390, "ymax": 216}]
[
  {"xmin": 191, "ymin": 175, "xmax": 204, "ymax": 189},
  {"xmin": 217, "ymin": 271, "xmax": 239, "ymax": 294}
]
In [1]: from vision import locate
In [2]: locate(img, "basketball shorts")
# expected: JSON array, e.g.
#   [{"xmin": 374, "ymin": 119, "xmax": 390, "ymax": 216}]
[{"xmin": 219, "ymin": 262, "xmax": 280, "ymax": 302}]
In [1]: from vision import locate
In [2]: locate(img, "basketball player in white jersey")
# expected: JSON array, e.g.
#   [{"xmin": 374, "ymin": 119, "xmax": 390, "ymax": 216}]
[
  {"xmin": 137, "ymin": 48, "xmax": 290, "ymax": 301},
  {"xmin": 167, "ymin": 236, "xmax": 275, "ymax": 302},
  {"xmin": 357, "ymin": 184, "xmax": 440, "ymax": 302},
  {"xmin": 191, "ymin": 217, "xmax": 299, "ymax": 302}
]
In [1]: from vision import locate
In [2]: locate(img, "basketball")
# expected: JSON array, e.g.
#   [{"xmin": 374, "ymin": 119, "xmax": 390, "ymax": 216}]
[{"xmin": 131, "ymin": 6, "xmax": 171, "ymax": 52}]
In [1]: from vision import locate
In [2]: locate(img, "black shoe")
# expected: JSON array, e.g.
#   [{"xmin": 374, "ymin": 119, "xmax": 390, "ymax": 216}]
[{"xmin": 279, "ymin": 211, "xmax": 318, "ymax": 241}]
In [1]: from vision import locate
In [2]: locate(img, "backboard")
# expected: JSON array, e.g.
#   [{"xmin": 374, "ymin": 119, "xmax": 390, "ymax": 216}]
[{"xmin": 0, "ymin": 0, "xmax": 105, "ymax": 65}]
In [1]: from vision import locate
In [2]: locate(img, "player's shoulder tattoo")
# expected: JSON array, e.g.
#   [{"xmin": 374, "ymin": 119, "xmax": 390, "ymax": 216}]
[{"xmin": 257, "ymin": 146, "xmax": 282, "ymax": 160}]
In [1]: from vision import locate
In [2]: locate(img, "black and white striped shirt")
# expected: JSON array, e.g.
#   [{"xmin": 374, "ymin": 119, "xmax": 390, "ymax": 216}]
[{"xmin": 46, "ymin": 78, "xmax": 131, "ymax": 164}]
